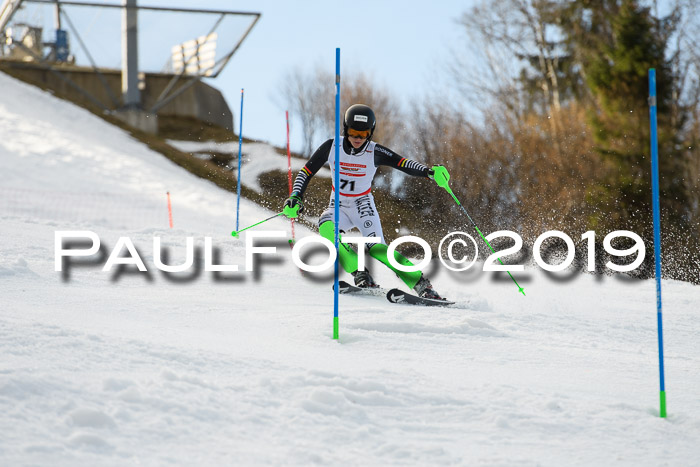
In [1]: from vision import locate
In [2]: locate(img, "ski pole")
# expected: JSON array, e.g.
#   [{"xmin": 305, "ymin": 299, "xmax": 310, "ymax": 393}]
[
  {"xmin": 231, "ymin": 212, "xmax": 284, "ymax": 238},
  {"xmin": 432, "ymin": 166, "xmax": 525, "ymax": 296},
  {"xmin": 286, "ymin": 110, "xmax": 296, "ymax": 243}
]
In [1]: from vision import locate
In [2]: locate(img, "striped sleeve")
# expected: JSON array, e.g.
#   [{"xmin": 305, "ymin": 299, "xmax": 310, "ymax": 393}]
[
  {"xmin": 374, "ymin": 144, "xmax": 430, "ymax": 177},
  {"xmin": 291, "ymin": 139, "xmax": 333, "ymax": 197}
]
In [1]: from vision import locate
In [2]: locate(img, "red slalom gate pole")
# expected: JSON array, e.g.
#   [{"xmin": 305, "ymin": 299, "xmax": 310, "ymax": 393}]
[
  {"xmin": 286, "ymin": 110, "xmax": 296, "ymax": 240},
  {"xmin": 167, "ymin": 191, "xmax": 174, "ymax": 228}
]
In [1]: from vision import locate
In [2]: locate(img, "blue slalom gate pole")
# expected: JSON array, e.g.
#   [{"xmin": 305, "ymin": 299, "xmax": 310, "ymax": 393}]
[
  {"xmin": 236, "ymin": 88, "xmax": 245, "ymax": 231},
  {"xmin": 333, "ymin": 48, "xmax": 340, "ymax": 340},
  {"xmin": 649, "ymin": 68, "xmax": 666, "ymax": 418}
]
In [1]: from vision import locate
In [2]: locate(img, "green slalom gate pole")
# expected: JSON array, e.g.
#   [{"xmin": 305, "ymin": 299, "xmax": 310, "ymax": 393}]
[
  {"xmin": 432, "ymin": 167, "xmax": 525, "ymax": 296},
  {"xmin": 649, "ymin": 68, "xmax": 667, "ymax": 418},
  {"xmin": 231, "ymin": 212, "xmax": 285, "ymax": 238},
  {"xmin": 333, "ymin": 47, "xmax": 341, "ymax": 340}
]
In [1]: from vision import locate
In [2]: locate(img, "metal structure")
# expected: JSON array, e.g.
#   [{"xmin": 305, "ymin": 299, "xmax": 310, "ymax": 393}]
[
  {"xmin": 122, "ymin": 0, "xmax": 139, "ymax": 109},
  {"xmin": 0, "ymin": 0, "xmax": 260, "ymax": 119},
  {"xmin": 171, "ymin": 32, "xmax": 217, "ymax": 77}
]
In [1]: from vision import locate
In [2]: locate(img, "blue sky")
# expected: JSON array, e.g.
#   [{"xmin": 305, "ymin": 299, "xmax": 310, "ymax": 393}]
[
  {"xmin": 200, "ymin": 0, "xmax": 472, "ymax": 152},
  {"xmin": 11, "ymin": 0, "xmax": 472, "ymax": 151},
  {"xmin": 15, "ymin": 0, "xmax": 677, "ymax": 152}
]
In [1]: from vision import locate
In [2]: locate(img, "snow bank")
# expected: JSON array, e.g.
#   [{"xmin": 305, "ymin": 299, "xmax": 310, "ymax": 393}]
[{"xmin": 2, "ymin": 71, "xmax": 700, "ymax": 466}]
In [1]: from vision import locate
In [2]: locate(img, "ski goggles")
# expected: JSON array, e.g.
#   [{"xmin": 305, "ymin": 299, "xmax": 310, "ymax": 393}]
[{"xmin": 347, "ymin": 128, "xmax": 371, "ymax": 139}]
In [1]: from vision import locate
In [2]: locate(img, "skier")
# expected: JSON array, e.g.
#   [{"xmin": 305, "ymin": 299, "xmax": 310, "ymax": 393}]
[{"xmin": 283, "ymin": 104, "xmax": 449, "ymax": 300}]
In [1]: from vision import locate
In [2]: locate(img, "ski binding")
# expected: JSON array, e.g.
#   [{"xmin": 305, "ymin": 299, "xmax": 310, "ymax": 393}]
[
  {"xmin": 334, "ymin": 280, "xmax": 387, "ymax": 297},
  {"xmin": 386, "ymin": 288, "xmax": 454, "ymax": 307}
]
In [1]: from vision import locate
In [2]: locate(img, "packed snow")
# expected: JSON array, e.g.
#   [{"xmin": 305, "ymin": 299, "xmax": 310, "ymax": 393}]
[
  {"xmin": 166, "ymin": 139, "xmax": 330, "ymax": 194},
  {"xmin": 1, "ymin": 72, "xmax": 699, "ymax": 466}
]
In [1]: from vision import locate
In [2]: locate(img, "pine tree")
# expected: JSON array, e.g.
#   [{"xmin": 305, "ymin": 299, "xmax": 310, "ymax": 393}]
[{"xmin": 560, "ymin": 0, "xmax": 689, "ymax": 237}]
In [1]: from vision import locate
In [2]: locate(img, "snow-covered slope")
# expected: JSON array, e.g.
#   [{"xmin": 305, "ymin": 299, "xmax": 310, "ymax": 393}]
[
  {"xmin": 166, "ymin": 139, "xmax": 329, "ymax": 194},
  {"xmin": 1, "ymin": 71, "xmax": 699, "ymax": 466}
]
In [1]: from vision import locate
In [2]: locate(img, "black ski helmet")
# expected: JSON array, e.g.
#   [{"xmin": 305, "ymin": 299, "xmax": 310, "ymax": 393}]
[{"xmin": 343, "ymin": 104, "xmax": 376, "ymax": 140}]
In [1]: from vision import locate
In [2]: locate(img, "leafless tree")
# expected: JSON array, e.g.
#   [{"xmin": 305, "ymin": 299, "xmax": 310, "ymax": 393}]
[
  {"xmin": 667, "ymin": 0, "xmax": 700, "ymax": 231},
  {"xmin": 278, "ymin": 65, "xmax": 404, "ymax": 158},
  {"xmin": 453, "ymin": 0, "xmax": 571, "ymax": 141},
  {"xmin": 278, "ymin": 65, "xmax": 329, "ymax": 158}
]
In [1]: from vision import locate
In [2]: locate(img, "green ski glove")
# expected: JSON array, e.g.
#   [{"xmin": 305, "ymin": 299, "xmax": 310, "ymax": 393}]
[
  {"xmin": 429, "ymin": 164, "xmax": 450, "ymax": 189},
  {"xmin": 283, "ymin": 193, "xmax": 304, "ymax": 219}
]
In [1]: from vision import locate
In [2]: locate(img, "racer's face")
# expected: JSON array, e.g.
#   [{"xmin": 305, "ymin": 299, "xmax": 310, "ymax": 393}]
[{"xmin": 347, "ymin": 128, "xmax": 370, "ymax": 148}]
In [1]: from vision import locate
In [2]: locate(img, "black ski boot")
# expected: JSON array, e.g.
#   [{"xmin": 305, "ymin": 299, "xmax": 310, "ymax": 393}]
[
  {"xmin": 413, "ymin": 275, "xmax": 445, "ymax": 300},
  {"xmin": 352, "ymin": 270, "xmax": 379, "ymax": 289}
]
